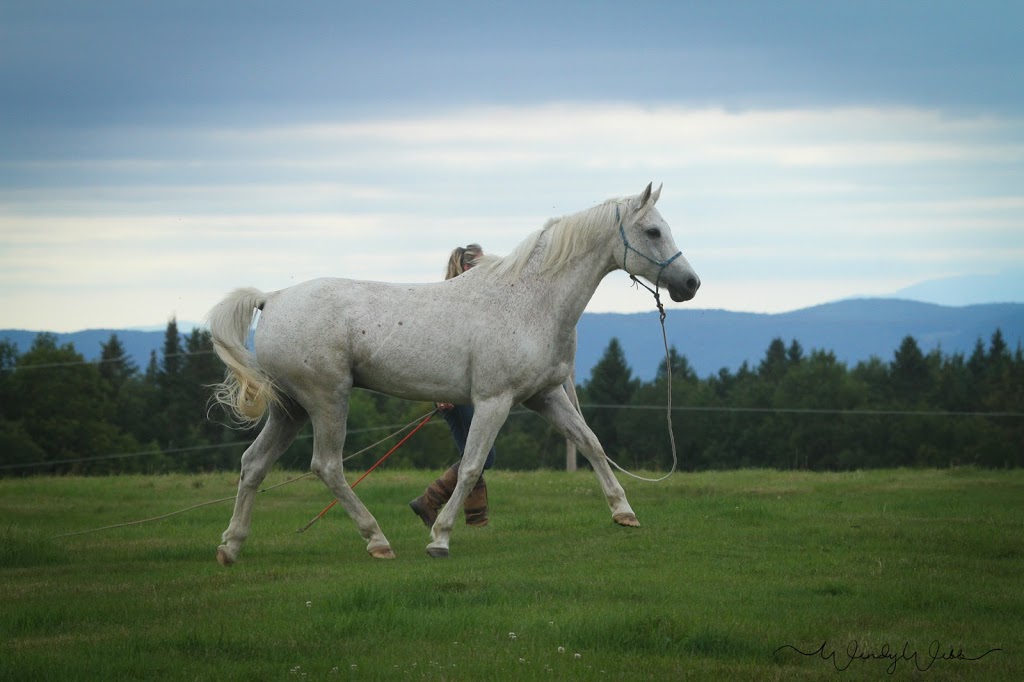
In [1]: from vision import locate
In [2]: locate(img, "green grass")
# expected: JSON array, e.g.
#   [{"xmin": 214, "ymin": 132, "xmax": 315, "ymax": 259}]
[{"xmin": 1, "ymin": 468, "xmax": 1021, "ymax": 680}]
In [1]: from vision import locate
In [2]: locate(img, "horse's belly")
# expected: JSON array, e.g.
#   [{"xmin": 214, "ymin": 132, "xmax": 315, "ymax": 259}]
[{"xmin": 350, "ymin": 344, "xmax": 470, "ymax": 404}]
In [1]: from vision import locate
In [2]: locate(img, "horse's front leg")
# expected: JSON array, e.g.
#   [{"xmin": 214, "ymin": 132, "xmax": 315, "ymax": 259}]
[
  {"xmin": 426, "ymin": 396, "xmax": 512, "ymax": 558},
  {"xmin": 525, "ymin": 387, "xmax": 639, "ymax": 526}
]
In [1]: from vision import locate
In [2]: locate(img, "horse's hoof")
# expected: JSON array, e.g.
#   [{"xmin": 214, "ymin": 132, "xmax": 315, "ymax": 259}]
[
  {"xmin": 613, "ymin": 513, "xmax": 640, "ymax": 527},
  {"xmin": 216, "ymin": 545, "xmax": 236, "ymax": 566},
  {"xmin": 426, "ymin": 546, "xmax": 450, "ymax": 559},
  {"xmin": 369, "ymin": 545, "xmax": 396, "ymax": 559}
]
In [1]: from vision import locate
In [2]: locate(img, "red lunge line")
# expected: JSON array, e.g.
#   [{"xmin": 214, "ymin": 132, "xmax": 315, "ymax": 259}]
[{"xmin": 297, "ymin": 411, "xmax": 436, "ymax": 532}]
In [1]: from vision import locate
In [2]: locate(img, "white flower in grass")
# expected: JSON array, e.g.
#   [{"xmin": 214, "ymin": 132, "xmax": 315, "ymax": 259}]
[
  {"xmin": 558, "ymin": 646, "xmax": 565, "ymax": 653},
  {"xmin": 305, "ymin": 601, "xmax": 312, "ymax": 608},
  {"xmin": 574, "ymin": 653, "xmax": 582, "ymax": 659},
  {"xmin": 508, "ymin": 631, "xmax": 517, "ymax": 641}
]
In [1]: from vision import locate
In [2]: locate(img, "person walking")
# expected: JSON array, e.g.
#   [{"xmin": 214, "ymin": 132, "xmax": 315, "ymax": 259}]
[{"xmin": 409, "ymin": 244, "xmax": 495, "ymax": 528}]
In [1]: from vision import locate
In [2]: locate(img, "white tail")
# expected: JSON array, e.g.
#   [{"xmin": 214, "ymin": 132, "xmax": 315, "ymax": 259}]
[{"xmin": 206, "ymin": 287, "xmax": 280, "ymax": 425}]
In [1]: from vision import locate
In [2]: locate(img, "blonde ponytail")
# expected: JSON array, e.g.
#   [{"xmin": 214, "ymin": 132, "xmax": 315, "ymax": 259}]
[{"xmin": 444, "ymin": 243, "xmax": 483, "ymax": 280}]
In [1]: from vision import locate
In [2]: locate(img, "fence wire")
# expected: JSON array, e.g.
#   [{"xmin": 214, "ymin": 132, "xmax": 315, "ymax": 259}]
[{"xmin": 2, "ymin": 403, "xmax": 1021, "ymax": 473}]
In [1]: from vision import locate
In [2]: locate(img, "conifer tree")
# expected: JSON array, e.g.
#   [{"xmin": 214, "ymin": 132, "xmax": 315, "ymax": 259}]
[
  {"xmin": 99, "ymin": 333, "xmax": 137, "ymax": 392},
  {"xmin": 890, "ymin": 335, "xmax": 930, "ymax": 405},
  {"xmin": 583, "ymin": 338, "xmax": 637, "ymax": 462},
  {"xmin": 6, "ymin": 334, "xmax": 139, "ymax": 473},
  {"xmin": 758, "ymin": 338, "xmax": 789, "ymax": 384}
]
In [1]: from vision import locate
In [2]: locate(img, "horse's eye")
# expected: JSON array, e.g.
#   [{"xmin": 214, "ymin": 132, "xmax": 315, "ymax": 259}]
[{"xmin": 645, "ymin": 227, "xmax": 661, "ymax": 239}]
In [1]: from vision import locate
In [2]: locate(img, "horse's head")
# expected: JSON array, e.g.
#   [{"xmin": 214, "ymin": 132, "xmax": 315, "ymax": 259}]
[{"xmin": 616, "ymin": 183, "xmax": 700, "ymax": 302}]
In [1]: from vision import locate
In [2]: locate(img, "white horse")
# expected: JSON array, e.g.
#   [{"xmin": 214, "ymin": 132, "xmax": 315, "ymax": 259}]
[{"xmin": 207, "ymin": 183, "xmax": 699, "ymax": 563}]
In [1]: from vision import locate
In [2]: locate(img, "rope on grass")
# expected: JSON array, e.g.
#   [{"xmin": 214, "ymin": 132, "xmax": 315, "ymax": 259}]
[
  {"xmin": 51, "ymin": 410, "xmax": 438, "ymax": 539},
  {"xmin": 51, "ymin": 478, "xmax": 300, "ymax": 539}
]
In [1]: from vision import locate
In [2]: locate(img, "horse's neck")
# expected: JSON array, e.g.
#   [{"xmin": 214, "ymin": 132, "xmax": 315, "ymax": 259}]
[{"xmin": 515, "ymin": 234, "xmax": 616, "ymax": 328}]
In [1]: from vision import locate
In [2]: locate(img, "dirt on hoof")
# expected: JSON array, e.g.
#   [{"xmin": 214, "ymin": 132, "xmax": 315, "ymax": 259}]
[
  {"xmin": 613, "ymin": 513, "xmax": 641, "ymax": 527},
  {"xmin": 216, "ymin": 546, "xmax": 235, "ymax": 566},
  {"xmin": 369, "ymin": 546, "xmax": 396, "ymax": 559}
]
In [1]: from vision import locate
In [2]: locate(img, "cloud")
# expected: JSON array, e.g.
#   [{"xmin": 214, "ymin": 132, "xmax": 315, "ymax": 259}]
[
  {"xmin": 176, "ymin": 104, "xmax": 1023, "ymax": 172},
  {"xmin": 1, "ymin": 103, "xmax": 1022, "ymax": 329}
]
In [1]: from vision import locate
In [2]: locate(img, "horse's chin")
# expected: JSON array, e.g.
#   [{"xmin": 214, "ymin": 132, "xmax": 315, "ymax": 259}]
[{"xmin": 669, "ymin": 288, "xmax": 695, "ymax": 303}]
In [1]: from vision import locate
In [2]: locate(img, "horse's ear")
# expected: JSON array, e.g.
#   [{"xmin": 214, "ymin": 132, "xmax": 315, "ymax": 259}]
[
  {"xmin": 638, "ymin": 182, "xmax": 653, "ymax": 208},
  {"xmin": 651, "ymin": 183, "xmax": 662, "ymax": 205}
]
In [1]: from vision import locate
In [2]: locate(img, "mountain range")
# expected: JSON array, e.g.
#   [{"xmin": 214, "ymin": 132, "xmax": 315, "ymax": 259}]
[
  {"xmin": 577, "ymin": 298, "xmax": 1024, "ymax": 380},
  {"xmin": 3, "ymin": 298, "xmax": 1022, "ymax": 381},
  {"xmin": 891, "ymin": 267, "xmax": 1024, "ymax": 307}
]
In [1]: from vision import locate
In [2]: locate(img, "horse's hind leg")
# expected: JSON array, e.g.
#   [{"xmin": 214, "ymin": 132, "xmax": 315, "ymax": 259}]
[
  {"xmin": 525, "ymin": 388, "xmax": 639, "ymax": 526},
  {"xmin": 308, "ymin": 398, "xmax": 394, "ymax": 560},
  {"xmin": 218, "ymin": 402, "xmax": 308, "ymax": 566}
]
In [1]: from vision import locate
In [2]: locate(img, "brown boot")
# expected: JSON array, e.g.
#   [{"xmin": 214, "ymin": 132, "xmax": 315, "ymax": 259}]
[
  {"xmin": 409, "ymin": 463, "xmax": 459, "ymax": 527},
  {"xmin": 464, "ymin": 473, "xmax": 489, "ymax": 527}
]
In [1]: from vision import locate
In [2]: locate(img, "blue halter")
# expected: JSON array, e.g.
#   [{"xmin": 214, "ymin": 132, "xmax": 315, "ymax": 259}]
[{"xmin": 616, "ymin": 205, "xmax": 682, "ymax": 292}]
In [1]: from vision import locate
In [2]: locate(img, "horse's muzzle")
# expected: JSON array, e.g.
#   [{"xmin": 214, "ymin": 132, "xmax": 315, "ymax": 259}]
[{"xmin": 669, "ymin": 275, "xmax": 700, "ymax": 302}]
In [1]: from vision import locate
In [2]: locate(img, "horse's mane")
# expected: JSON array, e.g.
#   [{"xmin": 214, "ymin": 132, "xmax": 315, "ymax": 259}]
[{"xmin": 477, "ymin": 197, "xmax": 633, "ymax": 281}]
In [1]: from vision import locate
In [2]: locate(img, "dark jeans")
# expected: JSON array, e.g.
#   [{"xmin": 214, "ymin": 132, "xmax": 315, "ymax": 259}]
[{"xmin": 441, "ymin": 404, "xmax": 496, "ymax": 470}]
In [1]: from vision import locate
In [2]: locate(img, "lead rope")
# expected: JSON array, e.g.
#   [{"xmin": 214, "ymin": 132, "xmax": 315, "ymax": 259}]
[
  {"xmin": 603, "ymin": 204, "xmax": 679, "ymax": 483},
  {"xmin": 602, "ymin": 288, "xmax": 678, "ymax": 483}
]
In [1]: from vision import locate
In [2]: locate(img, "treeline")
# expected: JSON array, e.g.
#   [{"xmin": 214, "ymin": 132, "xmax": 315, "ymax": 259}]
[
  {"xmin": 1, "ymin": 322, "xmax": 1021, "ymax": 476},
  {"xmin": 583, "ymin": 333, "xmax": 1023, "ymax": 471},
  {"xmin": 1, "ymin": 322, "xmax": 243, "ymax": 476}
]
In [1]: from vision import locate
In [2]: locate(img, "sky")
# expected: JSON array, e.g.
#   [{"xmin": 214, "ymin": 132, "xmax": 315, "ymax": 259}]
[{"xmin": 2, "ymin": 0, "xmax": 1023, "ymax": 332}]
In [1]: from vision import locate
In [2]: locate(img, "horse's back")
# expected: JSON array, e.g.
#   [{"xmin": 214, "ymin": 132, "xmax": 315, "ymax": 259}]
[
  {"xmin": 250, "ymin": 273, "xmax": 576, "ymax": 408},
  {"xmin": 253, "ymin": 277, "xmax": 473, "ymax": 404}
]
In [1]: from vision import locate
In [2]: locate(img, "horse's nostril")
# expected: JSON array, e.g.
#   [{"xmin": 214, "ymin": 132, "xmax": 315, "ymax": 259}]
[{"xmin": 687, "ymin": 277, "xmax": 700, "ymax": 292}]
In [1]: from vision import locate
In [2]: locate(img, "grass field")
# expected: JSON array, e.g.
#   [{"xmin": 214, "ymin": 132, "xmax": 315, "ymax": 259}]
[{"xmin": 1, "ymin": 468, "xmax": 1021, "ymax": 680}]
